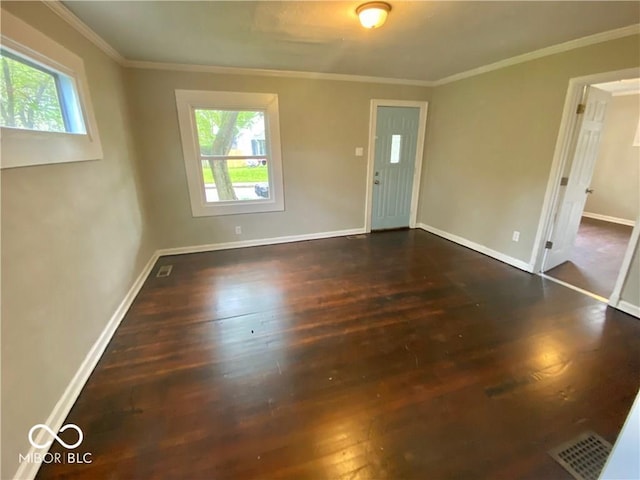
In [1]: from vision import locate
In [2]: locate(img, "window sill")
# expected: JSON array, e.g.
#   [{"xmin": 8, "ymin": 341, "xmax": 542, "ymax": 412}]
[
  {"xmin": 1, "ymin": 127, "xmax": 103, "ymax": 169},
  {"xmin": 191, "ymin": 197, "xmax": 285, "ymax": 217}
]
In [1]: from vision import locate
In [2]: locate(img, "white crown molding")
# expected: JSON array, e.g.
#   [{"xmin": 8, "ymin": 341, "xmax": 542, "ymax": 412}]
[
  {"xmin": 122, "ymin": 59, "xmax": 435, "ymax": 86},
  {"xmin": 39, "ymin": 1, "xmax": 639, "ymax": 87},
  {"xmin": 432, "ymin": 24, "xmax": 640, "ymax": 86},
  {"xmin": 43, "ymin": 0, "xmax": 126, "ymax": 64}
]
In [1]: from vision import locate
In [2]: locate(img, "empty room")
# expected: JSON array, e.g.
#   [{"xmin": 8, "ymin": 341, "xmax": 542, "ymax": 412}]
[{"xmin": 2, "ymin": 2, "xmax": 640, "ymax": 479}]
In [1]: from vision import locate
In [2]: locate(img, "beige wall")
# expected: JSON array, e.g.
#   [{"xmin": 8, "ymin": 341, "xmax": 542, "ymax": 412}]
[
  {"xmin": 418, "ymin": 35, "xmax": 640, "ymax": 264},
  {"xmin": 621, "ymin": 241, "xmax": 640, "ymax": 307},
  {"xmin": 126, "ymin": 69, "xmax": 430, "ymax": 248},
  {"xmin": 1, "ymin": 3, "xmax": 154, "ymax": 478},
  {"xmin": 2, "ymin": 5, "xmax": 640, "ymax": 479},
  {"xmin": 584, "ymin": 93, "xmax": 640, "ymax": 222}
]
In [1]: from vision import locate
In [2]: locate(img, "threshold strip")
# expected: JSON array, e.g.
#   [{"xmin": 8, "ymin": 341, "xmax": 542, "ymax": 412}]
[{"xmin": 539, "ymin": 273, "xmax": 608, "ymax": 304}]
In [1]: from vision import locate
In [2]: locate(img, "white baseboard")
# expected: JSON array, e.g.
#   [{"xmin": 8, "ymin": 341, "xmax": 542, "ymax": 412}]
[
  {"xmin": 12, "ymin": 252, "xmax": 159, "ymax": 480},
  {"xmin": 609, "ymin": 292, "xmax": 621, "ymax": 306},
  {"xmin": 8, "ymin": 220, "xmax": 635, "ymax": 480},
  {"xmin": 156, "ymin": 228, "xmax": 366, "ymax": 257},
  {"xmin": 13, "ymin": 222, "xmax": 543, "ymax": 479},
  {"xmin": 582, "ymin": 212, "xmax": 636, "ymax": 227},
  {"xmin": 13, "ymin": 226, "xmax": 366, "ymax": 479},
  {"xmin": 613, "ymin": 300, "xmax": 640, "ymax": 319},
  {"xmin": 416, "ymin": 223, "xmax": 533, "ymax": 272}
]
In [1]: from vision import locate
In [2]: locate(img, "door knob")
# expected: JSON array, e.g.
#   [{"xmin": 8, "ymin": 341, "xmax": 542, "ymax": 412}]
[
  {"xmin": 374, "ymin": 180, "xmax": 380, "ymax": 185},
  {"xmin": 586, "ymin": 188, "xmax": 594, "ymax": 194}
]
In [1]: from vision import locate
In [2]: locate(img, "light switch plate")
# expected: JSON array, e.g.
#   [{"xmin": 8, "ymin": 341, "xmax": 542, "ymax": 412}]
[{"xmin": 355, "ymin": 147, "xmax": 364, "ymax": 157}]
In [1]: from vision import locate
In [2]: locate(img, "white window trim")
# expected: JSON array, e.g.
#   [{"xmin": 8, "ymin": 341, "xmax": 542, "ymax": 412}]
[
  {"xmin": 175, "ymin": 89, "xmax": 285, "ymax": 217},
  {"xmin": 0, "ymin": 9, "xmax": 102, "ymax": 169}
]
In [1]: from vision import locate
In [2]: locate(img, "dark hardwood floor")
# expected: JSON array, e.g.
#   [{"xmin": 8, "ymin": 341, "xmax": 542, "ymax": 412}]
[
  {"xmin": 37, "ymin": 230, "xmax": 640, "ymax": 479},
  {"xmin": 546, "ymin": 217, "xmax": 633, "ymax": 298}
]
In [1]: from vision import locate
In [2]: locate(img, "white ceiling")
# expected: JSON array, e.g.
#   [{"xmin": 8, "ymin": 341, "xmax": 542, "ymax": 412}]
[{"xmin": 62, "ymin": 1, "xmax": 640, "ymax": 82}]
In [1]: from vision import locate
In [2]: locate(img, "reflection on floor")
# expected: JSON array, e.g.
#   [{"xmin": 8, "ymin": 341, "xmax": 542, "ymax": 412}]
[
  {"xmin": 36, "ymin": 230, "xmax": 640, "ymax": 479},
  {"xmin": 546, "ymin": 217, "xmax": 633, "ymax": 298}
]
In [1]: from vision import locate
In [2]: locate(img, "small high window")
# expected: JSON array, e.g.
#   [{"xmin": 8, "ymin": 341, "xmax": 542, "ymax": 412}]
[
  {"xmin": 1, "ymin": 49, "xmax": 85, "ymax": 134},
  {"xmin": 1, "ymin": 10, "xmax": 102, "ymax": 169}
]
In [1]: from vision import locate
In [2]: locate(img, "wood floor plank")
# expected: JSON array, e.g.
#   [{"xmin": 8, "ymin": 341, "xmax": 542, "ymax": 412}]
[
  {"xmin": 547, "ymin": 216, "xmax": 633, "ymax": 298},
  {"xmin": 36, "ymin": 230, "xmax": 640, "ymax": 479}
]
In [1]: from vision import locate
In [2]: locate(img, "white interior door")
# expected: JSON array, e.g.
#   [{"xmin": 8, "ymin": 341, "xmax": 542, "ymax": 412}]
[{"xmin": 543, "ymin": 86, "xmax": 611, "ymax": 271}]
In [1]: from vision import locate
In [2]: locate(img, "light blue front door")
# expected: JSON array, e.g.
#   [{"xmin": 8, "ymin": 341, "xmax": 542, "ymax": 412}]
[{"xmin": 371, "ymin": 106, "xmax": 420, "ymax": 230}]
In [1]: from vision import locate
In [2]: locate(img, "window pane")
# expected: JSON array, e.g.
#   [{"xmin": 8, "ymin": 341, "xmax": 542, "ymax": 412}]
[
  {"xmin": 390, "ymin": 134, "xmax": 402, "ymax": 164},
  {"xmin": 0, "ymin": 51, "xmax": 66, "ymax": 132},
  {"xmin": 194, "ymin": 109, "xmax": 266, "ymax": 157},
  {"xmin": 201, "ymin": 159, "xmax": 270, "ymax": 202}
]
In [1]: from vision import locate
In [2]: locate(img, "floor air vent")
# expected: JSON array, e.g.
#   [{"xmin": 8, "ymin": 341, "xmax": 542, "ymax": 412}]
[
  {"xmin": 549, "ymin": 431, "xmax": 612, "ymax": 480},
  {"xmin": 156, "ymin": 265, "xmax": 173, "ymax": 278}
]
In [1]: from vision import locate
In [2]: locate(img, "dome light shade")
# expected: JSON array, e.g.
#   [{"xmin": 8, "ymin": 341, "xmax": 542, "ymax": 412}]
[{"xmin": 356, "ymin": 2, "xmax": 391, "ymax": 29}]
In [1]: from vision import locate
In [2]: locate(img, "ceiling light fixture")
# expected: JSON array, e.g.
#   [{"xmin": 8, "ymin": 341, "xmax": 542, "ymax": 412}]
[{"xmin": 356, "ymin": 2, "xmax": 391, "ymax": 29}]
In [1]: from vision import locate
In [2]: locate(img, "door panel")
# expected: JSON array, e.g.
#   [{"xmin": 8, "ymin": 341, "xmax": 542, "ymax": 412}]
[
  {"xmin": 543, "ymin": 86, "xmax": 611, "ymax": 271},
  {"xmin": 371, "ymin": 106, "xmax": 420, "ymax": 230}
]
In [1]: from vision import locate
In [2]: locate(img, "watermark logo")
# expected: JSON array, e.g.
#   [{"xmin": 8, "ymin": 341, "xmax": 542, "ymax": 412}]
[
  {"xmin": 19, "ymin": 424, "xmax": 92, "ymax": 466},
  {"xmin": 28, "ymin": 423, "xmax": 83, "ymax": 449}
]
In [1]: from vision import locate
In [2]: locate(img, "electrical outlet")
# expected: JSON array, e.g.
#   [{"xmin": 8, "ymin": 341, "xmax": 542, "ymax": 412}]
[
  {"xmin": 235, "ymin": 226, "xmax": 242, "ymax": 235},
  {"xmin": 512, "ymin": 231, "xmax": 520, "ymax": 242}
]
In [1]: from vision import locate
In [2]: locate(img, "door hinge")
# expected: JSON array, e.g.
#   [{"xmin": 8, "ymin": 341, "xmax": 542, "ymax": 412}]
[
  {"xmin": 560, "ymin": 176, "xmax": 569, "ymax": 186},
  {"xmin": 545, "ymin": 241, "xmax": 553, "ymax": 249},
  {"xmin": 576, "ymin": 103, "xmax": 586, "ymax": 114}
]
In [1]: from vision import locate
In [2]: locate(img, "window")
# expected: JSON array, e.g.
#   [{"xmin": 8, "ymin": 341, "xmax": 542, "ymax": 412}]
[
  {"xmin": 1, "ymin": 51, "xmax": 65, "ymax": 132},
  {"xmin": 1, "ymin": 10, "xmax": 102, "ymax": 169},
  {"xmin": 390, "ymin": 134, "xmax": 402, "ymax": 163},
  {"xmin": 0, "ymin": 50, "xmax": 84, "ymax": 134},
  {"xmin": 176, "ymin": 90, "xmax": 285, "ymax": 216},
  {"xmin": 195, "ymin": 109, "xmax": 268, "ymax": 202}
]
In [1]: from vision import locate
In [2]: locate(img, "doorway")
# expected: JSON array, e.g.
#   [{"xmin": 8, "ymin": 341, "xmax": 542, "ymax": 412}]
[
  {"xmin": 534, "ymin": 69, "xmax": 640, "ymax": 306},
  {"xmin": 545, "ymin": 218, "xmax": 634, "ymax": 299},
  {"xmin": 365, "ymin": 100, "xmax": 428, "ymax": 232}
]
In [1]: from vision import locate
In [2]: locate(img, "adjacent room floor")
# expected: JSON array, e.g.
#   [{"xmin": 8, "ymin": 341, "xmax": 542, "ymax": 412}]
[
  {"xmin": 546, "ymin": 217, "xmax": 634, "ymax": 299},
  {"xmin": 37, "ymin": 230, "xmax": 640, "ymax": 479}
]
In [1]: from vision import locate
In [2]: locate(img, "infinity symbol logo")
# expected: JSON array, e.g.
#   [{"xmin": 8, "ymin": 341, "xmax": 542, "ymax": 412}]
[{"xmin": 28, "ymin": 424, "xmax": 83, "ymax": 449}]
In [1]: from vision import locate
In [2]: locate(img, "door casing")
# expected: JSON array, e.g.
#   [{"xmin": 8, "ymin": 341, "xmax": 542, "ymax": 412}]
[
  {"xmin": 530, "ymin": 67, "xmax": 640, "ymax": 309},
  {"xmin": 365, "ymin": 99, "xmax": 428, "ymax": 233}
]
